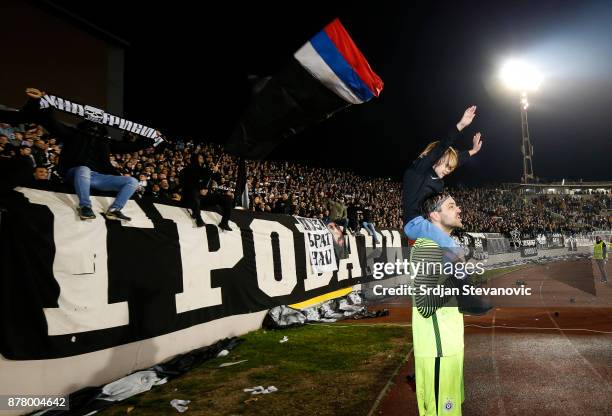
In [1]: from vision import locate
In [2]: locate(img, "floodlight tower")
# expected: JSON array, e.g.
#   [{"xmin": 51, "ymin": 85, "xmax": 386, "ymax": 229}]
[
  {"xmin": 500, "ymin": 60, "xmax": 543, "ymax": 183},
  {"xmin": 519, "ymin": 92, "xmax": 534, "ymax": 183}
]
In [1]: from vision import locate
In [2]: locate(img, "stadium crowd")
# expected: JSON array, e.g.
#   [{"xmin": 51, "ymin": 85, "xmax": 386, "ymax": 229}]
[
  {"xmin": 1, "ymin": 120, "xmax": 610, "ymax": 236},
  {"xmin": 451, "ymin": 187, "xmax": 611, "ymax": 235}
]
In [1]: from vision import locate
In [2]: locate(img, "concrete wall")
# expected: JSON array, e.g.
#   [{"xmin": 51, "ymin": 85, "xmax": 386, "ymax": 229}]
[{"xmin": 1, "ymin": 0, "xmax": 124, "ymax": 121}]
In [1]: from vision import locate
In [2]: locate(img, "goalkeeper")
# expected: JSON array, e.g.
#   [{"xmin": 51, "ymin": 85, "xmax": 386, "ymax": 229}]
[{"xmin": 410, "ymin": 193, "xmax": 467, "ymax": 416}]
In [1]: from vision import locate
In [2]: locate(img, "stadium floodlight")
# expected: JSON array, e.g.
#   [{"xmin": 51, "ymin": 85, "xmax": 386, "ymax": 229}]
[
  {"xmin": 500, "ymin": 59, "xmax": 543, "ymax": 93},
  {"xmin": 500, "ymin": 59, "xmax": 542, "ymax": 184}
]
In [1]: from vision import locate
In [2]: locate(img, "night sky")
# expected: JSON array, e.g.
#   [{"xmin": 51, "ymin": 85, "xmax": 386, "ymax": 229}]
[{"xmin": 49, "ymin": 1, "xmax": 612, "ymax": 183}]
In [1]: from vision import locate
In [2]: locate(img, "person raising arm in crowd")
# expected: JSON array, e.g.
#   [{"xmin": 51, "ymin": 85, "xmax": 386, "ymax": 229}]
[{"xmin": 23, "ymin": 87, "xmax": 161, "ymax": 221}]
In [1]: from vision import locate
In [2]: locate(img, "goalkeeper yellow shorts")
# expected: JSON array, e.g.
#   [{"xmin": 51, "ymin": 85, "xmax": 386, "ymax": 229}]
[{"xmin": 414, "ymin": 350, "xmax": 464, "ymax": 416}]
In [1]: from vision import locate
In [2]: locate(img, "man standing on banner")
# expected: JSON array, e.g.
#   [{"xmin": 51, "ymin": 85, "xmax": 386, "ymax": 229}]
[
  {"xmin": 594, "ymin": 236, "xmax": 608, "ymax": 283},
  {"xmin": 23, "ymin": 88, "xmax": 163, "ymax": 221},
  {"xmin": 411, "ymin": 193, "xmax": 467, "ymax": 416},
  {"xmin": 179, "ymin": 153, "xmax": 233, "ymax": 231}
]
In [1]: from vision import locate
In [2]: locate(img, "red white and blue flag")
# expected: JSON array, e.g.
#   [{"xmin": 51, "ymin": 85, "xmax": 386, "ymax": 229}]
[
  {"xmin": 225, "ymin": 18, "xmax": 383, "ymax": 161},
  {"xmin": 294, "ymin": 18, "xmax": 383, "ymax": 104}
]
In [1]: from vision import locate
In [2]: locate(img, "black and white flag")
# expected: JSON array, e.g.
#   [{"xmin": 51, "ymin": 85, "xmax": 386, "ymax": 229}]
[{"xmin": 38, "ymin": 93, "xmax": 164, "ymax": 143}]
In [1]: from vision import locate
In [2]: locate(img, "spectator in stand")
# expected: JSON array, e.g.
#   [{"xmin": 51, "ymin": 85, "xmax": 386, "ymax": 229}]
[
  {"xmin": 159, "ymin": 178, "xmax": 174, "ymax": 202},
  {"xmin": 362, "ymin": 203, "xmax": 379, "ymax": 244},
  {"xmin": 180, "ymin": 153, "xmax": 232, "ymax": 230},
  {"xmin": 32, "ymin": 138, "xmax": 49, "ymax": 167},
  {"xmin": 33, "ymin": 166, "xmax": 50, "ymax": 182},
  {"xmin": 272, "ymin": 192, "xmax": 291, "ymax": 214},
  {"xmin": 325, "ymin": 193, "xmax": 349, "ymax": 232},
  {"xmin": 0, "ymin": 134, "xmax": 10, "ymax": 153},
  {"xmin": 136, "ymin": 173, "xmax": 148, "ymax": 197},
  {"xmin": 347, "ymin": 197, "xmax": 361, "ymax": 231},
  {"xmin": 23, "ymin": 87, "xmax": 160, "ymax": 221},
  {"xmin": 8, "ymin": 145, "xmax": 35, "ymax": 184},
  {"xmin": 150, "ymin": 183, "xmax": 161, "ymax": 199},
  {"xmin": 0, "ymin": 124, "xmax": 17, "ymax": 143}
]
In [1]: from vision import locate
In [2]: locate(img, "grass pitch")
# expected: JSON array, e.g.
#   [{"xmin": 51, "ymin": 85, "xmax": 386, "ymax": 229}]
[{"xmin": 101, "ymin": 323, "xmax": 411, "ymax": 416}]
